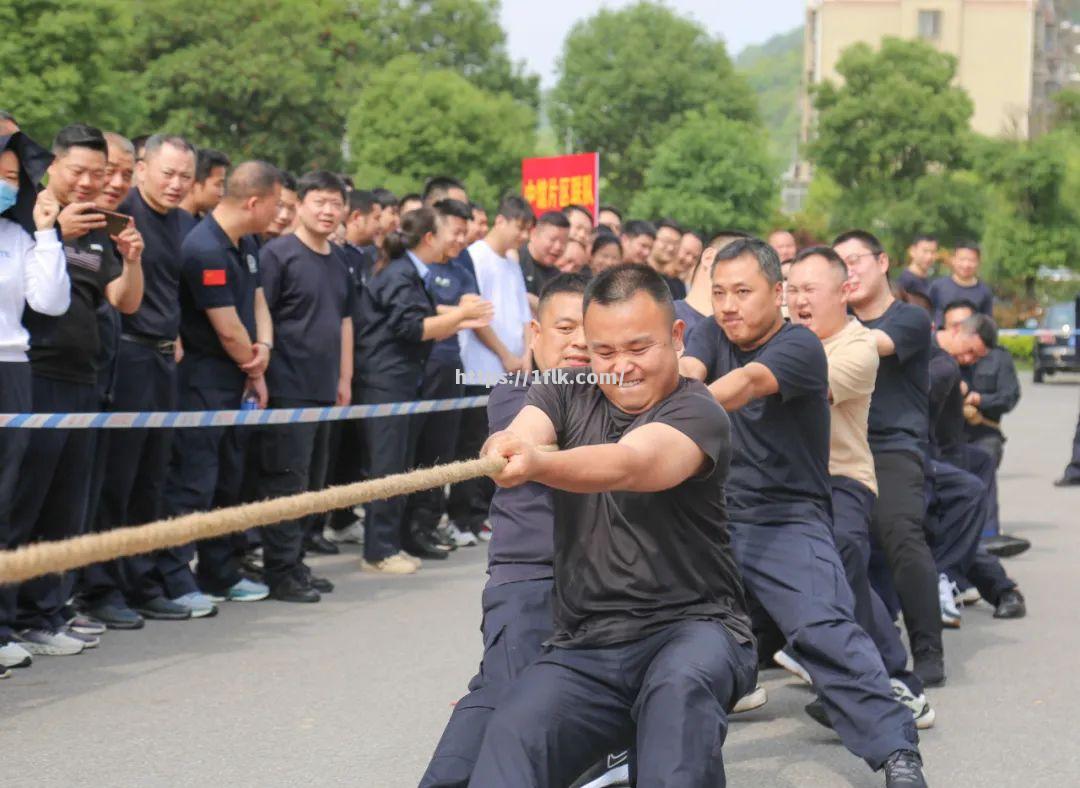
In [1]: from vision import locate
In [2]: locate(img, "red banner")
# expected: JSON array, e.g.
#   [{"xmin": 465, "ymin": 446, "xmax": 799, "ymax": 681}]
[{"xmin": 521, "ymin": 152, "xmax": 599, "ymax": 220}]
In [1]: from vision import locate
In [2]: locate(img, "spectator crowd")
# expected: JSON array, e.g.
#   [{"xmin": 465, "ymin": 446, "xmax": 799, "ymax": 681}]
[{"xmin": 0, "ymin": 111, "xmax": 1037, "ymax": 785}]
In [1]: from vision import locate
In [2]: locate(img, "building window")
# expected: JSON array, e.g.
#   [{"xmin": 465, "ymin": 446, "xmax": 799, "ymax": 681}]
[{"xmin": 918, "ymin": 10, "xmax": 942, "ymax": 40}]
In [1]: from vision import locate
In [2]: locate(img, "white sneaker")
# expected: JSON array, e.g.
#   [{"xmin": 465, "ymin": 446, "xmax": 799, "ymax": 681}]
[
  {"xmin": 448, "ymin": 523, "xmax": 478, "ymax": 547},
  {"xmin": 324, "ymin": 520, "xmax": 365, "ymax": 545},
  {"xmin": 397, "ymin": 550, "xmax": 422, "ymax": 569},
  {"xmin": 890, "ymin": 678, "xmax": 936, "ymax": 729},
  {"xmin": 956, "ymin": 586, "xmax": 981, "ymax": 606},
  {"xmin": 16, "ymin": 629, "xmax": 84, "ymax": 656},
  {"xmin": 732, "ymin": 684, "xmax": 768, "ymax": 713},
  {"xmin": 939, "ymin": 573, "xmax": 961, "ymax": 628},
  {"xmin": 477, "ymin": 522, "xmax": 493, "ymax": 542},
  {"xmin": 361, "ymin": 554, "xmax": 419, "ymax": 575},
  {"xmin": 0, "ymin": 641, "xmax": 33, "ymax": 669},
  {"xmin": 773, "ymin": 649, "xmax": 813, "ymax": 685}
]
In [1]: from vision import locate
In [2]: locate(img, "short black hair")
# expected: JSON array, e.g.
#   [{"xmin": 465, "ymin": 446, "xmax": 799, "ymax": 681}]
[
  {"xmin": 591, "ymin": 233, "xmax": 622, "ymax": 255},
  {"xmin": 943, "ymin": 299, "xmax": 979, "ymax": 317},
  {"xmin": 372, "ymin": 187, "xmax": 399, "ymax": 209},
  {"xmin": 400, "ymin": 192, "xmax": 422, "ymax": 206},
  {"xmin": 622, "ymin": 220, "xmax": 656, "ymax": 240},
  {"xmin": 584, "ymin": 263, "xmax": 674, "ymax": 324},
  {"xmin": 52, "ymin": 123, "xmax": 107, "ymax": 157},
  {"xmin": 598, "ymin": 204, "xmax": 622, "ymax": 221},
  {"xmin": 297, "ymin": 170, "xmax": 347, "ymax": 201},
  {"xmin": 195, "ymin": 148, "xmax": 230, "ymax": 183},
  {"xmin": 143, "ymin": 134, "xmax": 195, "ymax": 161},
  {"xmin": 563, "ymin": 204, "xmax": 593, "ymax": 222},
  {"xmin": 538, "ymin": 272, "xmax": 590, "ymax": 314},
  {"xmin": 955, "ymin": 240, "xmax": 981, "ymax": 257},
  {"xmin": 912, "ymin": 233, "xmax": 938, "ymax": 245},
  {"xmin": 422, "ymin": 176, "xmax": 466, "ymax": 204},
  {"xmin": 497, "ymin": 193, "xmax": 535, "ymax": 226},
  {"xmin": 0, "ymin": 110, "xmax": 15, "ymax": 123},
  {"xmin": 714, "ymin": 237, "xmax": 783, "ymax": 286},
  {"xmin": 470, "ymin": 201, "xmax": 487, "ymax": 215},
  {"xmin": 833, "ymin": 229, "xmax": 885, "ymax": 257},
  {"xmin": 278, "ymin": 169, "xmax": 297, "ymax": 192},
  {"xmin": 337, "ymin": 173, "xmax": 355, "ymax": 190},
  {"xmin": 791, "ymin": 245, "xmax": 848, "ymax": 280},
  {"xmin": 656, "ymin": 218, "xmax": 683, "ymax": 235},
  {"xmin": 537, "ymin": 210, "xmax": 570, "ymax": 229},
  {"xmin": 433, "ymin": 198, "xmax": 472, "ymax": 222},
  {"xmin": 131, "ymin": 134, "xmax": 151, "ymax": 160},
  {"xmin": 708, "ymin": 229, "xmax": 751, "ymax": 247},
  {"xmin": 960, "ymin": 313, "xmax": 997, "ymax": 348},
  {"xmin": 348, "ymin": 189, "xmax": 378, "ymax": 215}
]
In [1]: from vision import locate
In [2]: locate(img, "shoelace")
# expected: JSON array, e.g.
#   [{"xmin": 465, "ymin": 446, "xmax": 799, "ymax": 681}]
[{"xmin": 886, "ymin": 752, "xmax": 923, "ymax": 781}]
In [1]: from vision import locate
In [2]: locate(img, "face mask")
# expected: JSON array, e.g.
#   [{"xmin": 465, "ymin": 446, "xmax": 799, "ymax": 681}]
[{"xmin": 0, "ymin": 181, "xmax": 17, "ymax": 215}]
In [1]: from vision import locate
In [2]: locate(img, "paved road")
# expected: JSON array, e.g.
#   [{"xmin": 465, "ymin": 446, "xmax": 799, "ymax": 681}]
[{"xmin": 2, "ymin": 374, "xmax": 1078, "ymax": 787}]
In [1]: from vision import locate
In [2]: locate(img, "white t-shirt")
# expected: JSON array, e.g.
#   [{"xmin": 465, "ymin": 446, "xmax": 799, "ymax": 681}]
[
  {"xmin": 459, "ymin": 239, "xmax": 531, "ymax": 378},
  {"xmin": 0, "ymin": 218, "xmax": 71, "ymax": 362}
]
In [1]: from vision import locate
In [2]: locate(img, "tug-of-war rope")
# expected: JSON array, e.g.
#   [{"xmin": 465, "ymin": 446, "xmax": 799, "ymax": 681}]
[{"xmin": 0, "ymin": 450, "xmax": 531, "ymax": 586}]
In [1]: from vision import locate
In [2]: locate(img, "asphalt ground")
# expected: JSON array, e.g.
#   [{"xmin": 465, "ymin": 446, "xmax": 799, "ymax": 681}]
[{"xmin": 2, "ymin": 372, "xmax": 1078, "ymax": 787}]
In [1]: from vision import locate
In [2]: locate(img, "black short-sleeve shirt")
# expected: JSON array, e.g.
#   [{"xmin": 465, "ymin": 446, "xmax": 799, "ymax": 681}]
[
  {"xmin": 683, "ymin": 319, "xmax": 832, "ymax": 526},
  {"xmin": 260, "ymin": 234, "xmax": 354, "ymax": 404},
  {"xmin": 177, "ymin": 214, "xmax": 261, "ymax": 391},
  {"xmin": 928, "ymin": 336, "xmax": 964, "ymax": 460},
  {"xmin": 858, "ymin": 299, "xmax": 931, "ymax": 456},
  {"xmin": 118, "ymin": 188, "xmax": 185, "ymax": 339},
  {"xmin": 674, "ymin": 299, "xmax": 708, "ymax": 335},
  {"xmin": 526, "ymin": 372, "xmax": 752, "ymax": 649},
  {"xmin": 518, "ymin": 243, "xmax": 560, "ymax": 297},
  {"xmin": 25, "ymin": 226, "xmax": 123, "ymax": 384}
]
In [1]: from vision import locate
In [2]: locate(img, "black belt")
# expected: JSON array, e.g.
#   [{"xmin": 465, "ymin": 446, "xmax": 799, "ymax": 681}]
[{"xmin": 121, "ymin": 332, "xmax": 177, "ymax": 355}]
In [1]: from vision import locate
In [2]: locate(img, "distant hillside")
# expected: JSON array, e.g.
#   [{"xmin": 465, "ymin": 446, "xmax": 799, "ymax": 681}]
[{"xmin": 735, "ymin": 26, "xmax": 804, "ymax": 173}]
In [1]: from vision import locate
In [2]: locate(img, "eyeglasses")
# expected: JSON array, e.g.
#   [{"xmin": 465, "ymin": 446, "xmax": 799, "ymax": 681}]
[{"xmin": 842, "ymin": 252, "xmax": 877, "ymax": 266}]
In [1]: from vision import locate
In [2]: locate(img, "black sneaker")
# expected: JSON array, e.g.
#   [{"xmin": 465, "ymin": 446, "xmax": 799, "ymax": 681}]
[
  {"xmin": 298, "ymin": 564, "xmax": 334, "ymax": 593},
  {"xmin": 804, "ymin": 698, "xmax": 832, "ymax": 729},
  {"xmin": 993, "ymin": 589, "xmax": 1026, "ymax": 619},
  {"xmin": 303, "ymin": 532, "xmax": 340, "ymax": 555},
  {"xmin": 982, "ymin": 534, "xmax": 1031, "ymax": 558},
  {"xmin": 883, "ymin": 750, "xmax": 926, "ymax": 787},
  {"xmin": 270, "ymin": 573, "xmax": 320, "ymax": 603},
  {"xmin": 85, "ymin": 603, "xmax": 145, "ymax": 630},
  {"xmin": 568, "ymin": 751, "xmax": 631, "ymax": 788},
  {"xmin": 135, "ymin": 597, "xmax": 192, "ymax": 621},
  {"xmin": 912, "ymin": 649, "xmax": 946, "ymax": 688}
]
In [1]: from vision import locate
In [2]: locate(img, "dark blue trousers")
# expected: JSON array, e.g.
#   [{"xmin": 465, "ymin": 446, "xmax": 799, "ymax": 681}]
[
  {"xmin": 11, "ymin": 375, "xmax": 97, "ymax": 631},
  {"xmin": 447, "ymin": 385, "xmax": 495, "ymax": 532},
  {"xmin": 358, "ymin": 384, "xmax": 421, "ymax": 563},
  {"xmin": 90, "ymin": 340, "xmax": 177, "ymax": 605},
  {"xmin": 407, "ymin": 360, "xmax": 465, "ymax": 535},
  {"xmin": 730, "ymin": 520, "xmax": 919, "ymax": 769},
  {"xmin": 160, "ymin": 371, "xmax": 246, "ymax": 597},
  {"xmin": 924, "ymin": 460, "xmax": 986, "ymax": 580},
  {"xmin": 830, "ymin": 477, "xmax": 923, "ymax": 695},
  {"xmin": 948, "ymin": 443, "xmax": 1001, "ymax": 537},
  {"xmin": 1063, "ymin": 406, "xmax": 1080, "ymax": 482},
  {"xmin": 0, "ymin": 362, "xmax": 32, "ymax": 642},
  {"xmin": 421, "ymin": 577, "xmax": 554, "ymax": 788},
  {"xmin": 469, "ymin": 619, "xmax": 756, "ymax": 788}
]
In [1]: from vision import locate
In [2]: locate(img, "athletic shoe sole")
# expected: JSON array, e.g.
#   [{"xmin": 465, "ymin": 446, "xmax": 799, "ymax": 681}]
[
  {"xmin": 956, "ymin": 587, "xmax": 981, "ymax": 606},
  {"xmin": 17, "ymin": 642, "xmax": 83, "ymax": 656},
  {"xmin": 941, "ymin": 614, "xmax": 961, "ymax": 629},
  {"xmin": 578, "ymin": 764, "xmax": 630, "ymax": 788},
  {"xmin": 0, "ymin": 667, "xmax": 10, "ymax": 679},
  {"xmin": 733, "ymin": 685, "xmax": 768, "ymax": 714},
  {"xmin": 0, "ymin": 655, "xmax": 32, "ymax": 670},
  {"xmin": 914, "ymin": 704, "xmax": 936, "ymax": 729},
  {"xmin": 773, "ymin": 650, "xmax": 813, "ymax": 685},
  {"xmin": 187, "ymin": 606, "xmax": 219, "ymax": 619}
]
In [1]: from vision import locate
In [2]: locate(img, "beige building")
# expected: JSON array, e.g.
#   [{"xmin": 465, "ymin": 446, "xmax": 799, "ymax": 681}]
[{"xmin": 803, "ymin": 0, "xmax": 1071, "ymax": 139}]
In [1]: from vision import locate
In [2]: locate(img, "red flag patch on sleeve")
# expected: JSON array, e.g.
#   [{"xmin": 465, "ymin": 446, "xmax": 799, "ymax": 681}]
[{"xmin": 202, "ymin": 269, "xmax": 227, "ymax": 286}]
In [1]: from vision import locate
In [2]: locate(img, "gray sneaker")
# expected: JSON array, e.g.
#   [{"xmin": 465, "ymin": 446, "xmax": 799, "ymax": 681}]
[
  {"xmin": 63, "ymin": 627, "xmax": 101, "ymax": 649},
  {"xmin": 16, "ymin": 629, "xmax": 84, "ymax": 656}
]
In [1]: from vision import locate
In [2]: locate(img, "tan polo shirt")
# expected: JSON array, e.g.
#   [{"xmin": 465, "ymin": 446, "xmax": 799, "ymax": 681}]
[{"xmin": 821, "ymin": 318, "xmax": 879, "ymax": 495}]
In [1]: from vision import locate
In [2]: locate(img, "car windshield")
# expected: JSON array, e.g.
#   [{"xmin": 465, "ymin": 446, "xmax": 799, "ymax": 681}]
[{"xmin": 1043, "ymin": 303, "xmax": 1074, "ymax": 330}]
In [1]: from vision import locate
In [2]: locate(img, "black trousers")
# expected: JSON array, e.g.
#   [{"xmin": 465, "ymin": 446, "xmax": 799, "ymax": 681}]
[
  {"xmin": 11, "ymin": 375, "xmax": 97, "ymax": 631},
  {"xmin": 869, "ymin": 450, "xmax": 943, "ymax": 660},
  {"xmin": 253, "ymin": 397, "xmax": 327, "ymax": 585},
  {"xmin": 470, "ymin": 620, "xmax": 756, "ymax": 788},
  {"xmin": 447, "ymin": 384, "xmax": 493, "ymax": 532},
  {"xmin": 406, "ymin": 361, "xmax": 465, "ymax": 535},
  {"xmin": 160, "ymin": 375, "xmax": 247, "ymax": 597},
  {"xmin": 325, "ymin": 373, "xmax": 371, "ymax": 531},
  {"xmin": 1063, "ymin": 406, "xmax": 1080, "ymax": 482},
  {"xmin": 0, "ymin": 362, "xmax": 32, "ymax": 642},
  {"xmin": 89, "ymin": 340, "xmax": 177, "ymax": 605}
]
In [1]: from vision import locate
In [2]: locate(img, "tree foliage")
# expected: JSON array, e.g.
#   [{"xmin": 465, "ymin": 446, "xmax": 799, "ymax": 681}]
[
  {"xmin": 735, "ymin": 26, "xmax": 804, "ymax": 172},
  {"xmin": 551, "ymin": 1, "xmax": 758, "ymax": 207},
  {"xmin": 346, "ymin": 56, "xmax": 536, "ymax": 208},
  {"xmin": 630, "ymin": 107, "xmax": 776, "ymax": 233}
]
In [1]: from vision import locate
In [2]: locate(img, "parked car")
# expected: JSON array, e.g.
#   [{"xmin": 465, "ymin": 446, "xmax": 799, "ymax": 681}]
[{"xmin": 1033, "ymin": 299, "xmax": 1080, "ymax": 383}]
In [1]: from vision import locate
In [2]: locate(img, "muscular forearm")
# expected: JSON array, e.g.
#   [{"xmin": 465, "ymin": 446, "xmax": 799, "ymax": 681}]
[
  {"xmin": 707, "ymin": 368, "xmax": 758, "ymax": 412},
  {"xmin": 106, "ymin": 262, "xmax": 144, "ymax": 314},
  {"xmin": 532, "ymin": 444, "xmax": 644, "ymax": 493}
]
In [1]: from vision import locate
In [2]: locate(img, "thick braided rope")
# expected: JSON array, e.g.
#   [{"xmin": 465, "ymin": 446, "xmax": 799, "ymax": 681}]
[{"xmin": 0, "ymin": 453, "xmax": 510, "ymax": 586}]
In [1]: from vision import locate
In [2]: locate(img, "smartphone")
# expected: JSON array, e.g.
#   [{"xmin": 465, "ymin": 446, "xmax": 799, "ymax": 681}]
[{"xmin": 100, "ymin": 209, "xmax": 130, "ymax": 236}]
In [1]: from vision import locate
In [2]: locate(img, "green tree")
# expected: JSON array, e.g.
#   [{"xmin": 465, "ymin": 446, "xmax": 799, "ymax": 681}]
[
  {"xmin": 0, "ymin": 0, "xmax": 140, "ymax": 145},
  {"xmin": 346, "ymin": 56, "xmax": 536, "ymax": 208},
  {"xmin": 551, "ymin": 1, "xmax": 757, "ymax": 207},
  {"xmin": 630, "ymin": 107, "xmax": 776, "ymax": 232},
  {"xmin": 735, "ymin": 26, "xmax": 804, "ymax": 172}
]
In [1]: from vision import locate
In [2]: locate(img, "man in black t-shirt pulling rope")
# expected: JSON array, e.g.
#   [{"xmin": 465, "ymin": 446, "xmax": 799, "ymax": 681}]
[{"xmin": 471, "ymin": 265, "xmax": 756, "ymax": 787}]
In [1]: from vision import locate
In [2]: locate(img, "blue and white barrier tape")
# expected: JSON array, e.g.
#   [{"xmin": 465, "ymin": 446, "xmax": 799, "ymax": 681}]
[{"xmin": 0, "ymin": 395, "xmax": 489, "ymax": 430}]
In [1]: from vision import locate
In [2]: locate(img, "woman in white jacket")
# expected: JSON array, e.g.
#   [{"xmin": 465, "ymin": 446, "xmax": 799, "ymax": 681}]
[{"xmin": 0, "ymin": 131, "xmax": 71, "ymax": 676}]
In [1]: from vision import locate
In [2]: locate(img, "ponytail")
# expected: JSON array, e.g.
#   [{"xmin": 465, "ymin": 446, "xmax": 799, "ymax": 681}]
[{"xmin": 374, "ymin": 207, "xmax": 438, "ymax": 275}]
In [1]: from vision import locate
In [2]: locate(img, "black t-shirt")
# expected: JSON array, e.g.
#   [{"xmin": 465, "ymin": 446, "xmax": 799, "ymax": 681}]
[
  {"xmin": 427, "ymin": 259, "xmax": 479, "ymax": 367},
  {"xmin": 24, "ymin": 227, "xmax": 122, "ymax": 384},
  {"xmin": 518, "ymin": 243, "xmax": 560, "ymax": 297},
  {"xmin": 177, "ymin": 214, "xmax": 261, "ymax": 391},
  {"xmin": 683, "ymin": 319, "xmax": 832, "ymax": 526},
  {"xmin": 119, "ymin": 188, "xmax": 185, "ymax": 339},
  {"xmin": 928, "ymin": 336, "xmax": 964, "ymax": 460},
  {"xmin": 896, "ymin": 269, "xmax": 930, "ymax": 299},
  {"xmin": 527, "ymin": 372, "xmax": 752, "ymax": 649},
  {"xmin": 663, "ymin": 274, "xmax": 687, "ymax": 300},
  {"xmin": 486, "ymin": 380, "xmax": 555, "ymax": 586},
  {"xmin": 858, "ymin": 299, "xmax": 931, "ymax": 456},
  {"xmin": 260, "ymin": 234, "xmax": 354, "ymax": 404},
  {"xmin": 674, "ymin": 299, "xmax": 708, "ymax": 335}
]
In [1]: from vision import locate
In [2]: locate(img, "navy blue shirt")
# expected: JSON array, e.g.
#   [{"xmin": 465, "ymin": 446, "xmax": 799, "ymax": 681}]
[
  {"xmin": 896, "ymin": 269, "xmax": 930, "ymax": 299},
  {"xmin": 355, "ymin": 256, "xmax": 435, "ymax": 392},
  {"xmin": 452, "ymin": 247, "xmax": 476, "ymax": 282},
  {"xmin": 341, "ymin": 243, "xmax": 374, "ymax": 334},
  {"xmin": 684, "ymin": 319, "xmax": 832, "ymax": 526},
  {"xmin": 260, "ymin": 234, "xmax": 354, "ymax": 404},
  {"xmin": 928, "ymin": 276, "xmax": 994, "ymax": 325},
  {"xmin": 519, "ymin": 243, "xmax": 559, "ymax": 297},
  {"xmin": 928, "ymin": 335, "xmax": 964, "ymax": 461},
  {"xmin": 426, "ymin": 259, "xmax": 479, "ymax": 367},
  {"xmin": 177, "ymin": 208, "xmax": 199, "ymax": 239},
  {"xmin": 119, "ymin": 188, "xmax": 185, "ymax": 339},
  {"xmin": 486, "ymin": 381, "xmax": 554, "ymax": 587},
  {"xmin": 178, "ymin": 214, "xmax": 261, "ymax": 391},
  {"xmin": 674, "ymin": 299, "xmax": 709, "ymax": 335},
  {"xmin": 858, "ymin": 299, "xmax": 931, "ymax": 456}
]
